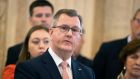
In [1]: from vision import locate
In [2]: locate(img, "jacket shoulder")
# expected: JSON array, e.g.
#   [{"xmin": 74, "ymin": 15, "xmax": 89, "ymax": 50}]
[
  {"xmin": 8, "ymin": 43, "xmax": 23, "ymax": 50},
  {"xmin": 102, "ymin": 37, "xmax": 127, "ymax": 46},
  {"xmin": 73, "ymin": 60, "xmax": 95, "ymax": 79}
]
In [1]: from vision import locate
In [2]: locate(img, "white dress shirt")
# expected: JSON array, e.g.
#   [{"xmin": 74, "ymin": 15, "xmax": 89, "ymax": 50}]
[{"xmin": 48, "ymin": 47, "xmax": 73, "ymax": 79}]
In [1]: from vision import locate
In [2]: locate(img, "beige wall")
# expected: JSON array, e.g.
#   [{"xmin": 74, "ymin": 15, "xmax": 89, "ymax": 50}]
[
  {"xmin": 103, "ymin": 0, "xmax": 133, "ymax": 41},
  {"xmin": 0, "ymin": 0, "xmax": 7, "ymax": 77},
  {"xmin": 1, "ymin": 0, "xmax": 140, "ymax": 78}
]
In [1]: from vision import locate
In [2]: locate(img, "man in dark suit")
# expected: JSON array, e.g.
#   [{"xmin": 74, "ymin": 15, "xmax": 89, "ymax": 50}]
[
  {"xmin": 92, "ymin": 8, "xmax": 140, "ymax": 79},
  {"xmin": 73, "ymin": 31, "xmax": 92, "ymax": 68},
  {"xmin": 6, "ymin": 0, "xmax": 54, "ymax": 66},
  {"xmin": 76, "ymin": 55, "xmax": 93, "ymax": 68},
  {"xmin": 15, "ymin": 9, "xmax": 95, "ymax": 79}
]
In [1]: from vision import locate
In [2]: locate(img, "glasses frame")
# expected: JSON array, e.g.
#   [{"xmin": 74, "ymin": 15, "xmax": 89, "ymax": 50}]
[{"xmin": 52, "ymin": 25, "xmax": 83, "ymax": 35}]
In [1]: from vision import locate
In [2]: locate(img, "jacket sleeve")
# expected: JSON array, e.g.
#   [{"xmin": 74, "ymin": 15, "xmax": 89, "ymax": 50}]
[
  {"xmin": 92, "ymin": 43, "xmax": 109, "ymax": 79},
  {"xmin": 6, "ymin": 43, "xmax": 22, "ymax": 66}
]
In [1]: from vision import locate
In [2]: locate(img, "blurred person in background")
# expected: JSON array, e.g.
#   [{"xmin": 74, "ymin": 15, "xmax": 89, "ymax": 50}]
[
  {"xmin": 6, "ymin": 0, "xmax": 54, "ymax": 66},
  {"xmin": 2, "ymin": 25, "xmax": 50, "ymax": 79},
  {"xmin": 73, "ymin": 29, "xmax": 92, "ymax": 68},
  {"xmin": 117, "ymin": 39, "xmax": 140, "ymax": 79},
  {"xmin": 93, "ymin": 8, "xmax": 140, "ymax": 79},
  {"xmin": 14, "ymin": 9, "xmax": 95, "ymax": 79}
]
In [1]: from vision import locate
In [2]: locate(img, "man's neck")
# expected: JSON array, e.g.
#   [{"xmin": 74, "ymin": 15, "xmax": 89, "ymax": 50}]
[{"xmin": 51, "ymin": 46, "xmax": 73, "ymax": 60}]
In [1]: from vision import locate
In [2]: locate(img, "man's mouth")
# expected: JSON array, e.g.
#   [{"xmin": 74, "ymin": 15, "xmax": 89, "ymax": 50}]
[{"xmin": 64, "ymin": 40, "xmax": 72, "ymax": 44}]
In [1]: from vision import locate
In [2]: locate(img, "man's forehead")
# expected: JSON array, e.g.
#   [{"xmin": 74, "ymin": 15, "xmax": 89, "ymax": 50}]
[
  {"xmin": 57, "ymin": 14, "xmax": 80, "ymax": 22},
  {"xmin": 33, "ymin": 6, "xmax": 53, "ymax": 13},
  {"xmin": 58, "ymin": 14, "xmax": 78, "ymax": 18}
]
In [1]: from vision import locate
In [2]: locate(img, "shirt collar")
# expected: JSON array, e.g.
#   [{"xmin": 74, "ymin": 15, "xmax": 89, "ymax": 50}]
[
  {"xmin": 127, "ymin": 35, "xmax": 132, "ymax": 43},
  {"xmin": 48, "ymin": 47, "xmax": 71, "ymax": 68}
]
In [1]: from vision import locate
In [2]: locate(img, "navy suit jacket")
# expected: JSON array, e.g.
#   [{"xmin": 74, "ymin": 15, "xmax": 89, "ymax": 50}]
[
  {"xmin": 92, "ymin": 37, "xmax": 127, "ymax": 79},
  {"xmin": 77, "ymin": 55, "xmax": 93, "ymax": 68},
  {"xmin": 15, "ymin": 50, "xmax": 95, "ymax": 79},
  {"xmin": 6, "ymin": 43, "xmax": 23, "ymax": 66}
]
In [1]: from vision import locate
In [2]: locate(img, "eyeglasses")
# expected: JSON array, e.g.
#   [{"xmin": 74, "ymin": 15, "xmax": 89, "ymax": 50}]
[
  {"xmin": 135, "ymin": 18, "xmax": 140, "ymax": 24},
  {"xmin": 53, "ymin": 25, "xmax": 82, "ymax": 35}
]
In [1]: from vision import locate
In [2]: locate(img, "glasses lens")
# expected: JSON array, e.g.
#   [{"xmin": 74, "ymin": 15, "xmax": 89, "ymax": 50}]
[
  {"xmin": 54, "ymin": 25, "xmax": 82, "ymax": 34},
  {"xmin": 60, "ymin": 25, "xmax": 69, "ymax": 32}
]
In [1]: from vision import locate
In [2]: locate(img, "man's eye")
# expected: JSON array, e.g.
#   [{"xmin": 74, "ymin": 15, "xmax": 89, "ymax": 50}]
[
  {"xmin": 61, "ymin": 26, "xmax": 68, "ymax": 30},
  {"xmin": 35, "ymin": 14, "xmax": 42, "ymax": 17},
  {"xmin": 45, "ymin": 14, "xmax": 52, "ymax": 17},
  {"xmin": 72, "ymin": 29, "xmax": 78, "ymax": 32}
]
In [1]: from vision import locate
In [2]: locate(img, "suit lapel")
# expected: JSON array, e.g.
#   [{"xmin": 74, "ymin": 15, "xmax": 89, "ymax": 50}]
[
  {"xmin": 71, "ymin": 59, "xmax": 82, "ymax": 79},
  {"xmin": 41, "ymin": 51, "xmax": 62, "ymax": 79}
]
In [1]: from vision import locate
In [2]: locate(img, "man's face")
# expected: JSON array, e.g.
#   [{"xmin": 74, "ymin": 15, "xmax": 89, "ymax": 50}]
[
  {"xmin": 50, "ymin": 14, "xmax": 82, "ymax": 53},
  {"xmin": 30, "ymin": 6, "xmax": 53, "ymax": 28},
  {"xmin": 131, "ymin": 12, "xmax": 140, "ymax": 39}
]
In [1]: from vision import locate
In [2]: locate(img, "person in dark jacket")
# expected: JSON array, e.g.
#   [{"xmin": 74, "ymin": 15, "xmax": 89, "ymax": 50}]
[
  {"xmin": 2, "ymin": 25, "xmax": 50, "ymax": 79},
  {"xmin": 15, "ymin": 9, "xmax": 95, "ymax": 79},
  {"xmin": 73, "ymin": 30, "xmax": 92, "ymax": 68},
  {"xmin": 93, "ymin": 8, "xmax": 140, "ymax": 79},
  {"xmin": 6, "ymin": 0, "xmax": 54, "ymax": 66},
  {"xmin": 117, "ymin": 39, "xmax": 140, "ymax": 79}
]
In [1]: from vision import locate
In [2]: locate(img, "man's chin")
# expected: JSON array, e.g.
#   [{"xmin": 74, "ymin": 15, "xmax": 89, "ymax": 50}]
[{"xmin": 61, "ymin": 46, "xmax": 73, "ymax": 52}]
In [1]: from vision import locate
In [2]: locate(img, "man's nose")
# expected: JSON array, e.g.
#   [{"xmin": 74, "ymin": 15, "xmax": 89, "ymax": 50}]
[
  {"xmin": 66, "ymin": 29, "xmax": 73, "ymax": 35},
  {"xmin": 136, "ymin": 58, "xmax": 140, "ymax": 65},
  {"xmin": 41, "ymin": 17, "xmax": 47, "ymax": 22}
]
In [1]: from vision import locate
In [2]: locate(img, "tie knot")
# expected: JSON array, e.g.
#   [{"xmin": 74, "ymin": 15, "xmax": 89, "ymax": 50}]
[{"xmin": 60, "ymin": 61, "xmax": 68, "ymax": 69}]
